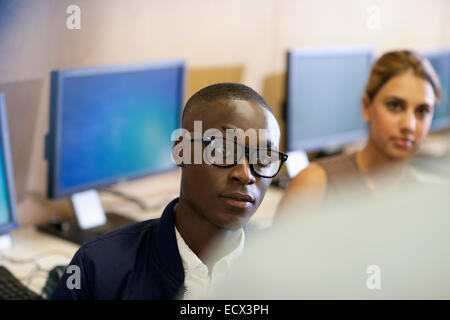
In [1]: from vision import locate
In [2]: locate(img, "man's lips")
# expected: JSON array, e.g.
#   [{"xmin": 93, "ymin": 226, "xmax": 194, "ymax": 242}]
[
  {"xmin": 391, "ymin": 137, "xmax": 414, "ymax": 149},
  {"xmin": 220, "ymin": 193, "xmax": 255, "ymax": 209}
]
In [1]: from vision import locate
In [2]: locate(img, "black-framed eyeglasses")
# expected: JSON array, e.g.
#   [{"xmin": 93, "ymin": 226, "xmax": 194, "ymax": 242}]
[{"xmin": 190, "ymin": 136, "xmax": 288, "ymax": 178}]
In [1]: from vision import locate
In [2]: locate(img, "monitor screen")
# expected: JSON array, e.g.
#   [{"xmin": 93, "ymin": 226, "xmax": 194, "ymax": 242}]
[
  {"xmin": 423, "ymin": 50, "xmax": 450, "ymax": 131},
  {"xmin": 47, "ymin": 60, "xmax": 185, "ymax": 198},
  {"xmin": 286, "ymin": 47, "xmax": 374, "ymax": 152},
  {"xmin": 0, "ymin": 93, "xmax": 18, "ymax": 234}
]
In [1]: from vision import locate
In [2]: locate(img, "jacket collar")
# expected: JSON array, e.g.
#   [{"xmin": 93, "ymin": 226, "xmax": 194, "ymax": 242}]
[
  {"xmin": 151, "ymin": 197, "xmax": 251, "ymax": 299},
  {"xmin": 152, "ymin": 197, "xmax": 185, "ymax": 298}
]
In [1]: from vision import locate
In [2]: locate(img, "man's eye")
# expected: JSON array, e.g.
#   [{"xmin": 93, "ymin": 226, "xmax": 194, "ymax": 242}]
[
  {"xmin": 211, "ymin": 141, "xmax": 233, "ymax": 157},
  {"xmin": 217, "ymin": 147, "xmax": 230, "ymax": 156},
  {"xmin": 257, "ymin": 152, "xmax": 272, "ymax": 166},
  {"xmin": 211, "ymin": 144, "xmax": 225, "ymax": 154}
]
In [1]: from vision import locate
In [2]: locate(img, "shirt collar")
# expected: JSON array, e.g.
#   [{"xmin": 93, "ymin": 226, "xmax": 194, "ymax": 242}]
[{"xmin": 174, "ymin": 226, "xmax": 245, "ymax": 275}]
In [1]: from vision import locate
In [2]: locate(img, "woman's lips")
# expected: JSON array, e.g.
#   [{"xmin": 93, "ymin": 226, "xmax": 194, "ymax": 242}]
[{"xmin": 392, "ymin": 137, "xmax": 414, "ymax": 149}]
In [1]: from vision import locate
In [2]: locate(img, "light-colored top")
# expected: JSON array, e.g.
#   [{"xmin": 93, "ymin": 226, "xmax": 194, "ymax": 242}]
[
  {"xmin": 174, "ymin": 226, "xmax": 245, "ymax": 300},
  {"xmin": 316, "ymin": 152, "xmax": 371, "ymax": 199},
  {"xmin": 316, "ymin": 152, "xmax": 446, "ymax": 200}
]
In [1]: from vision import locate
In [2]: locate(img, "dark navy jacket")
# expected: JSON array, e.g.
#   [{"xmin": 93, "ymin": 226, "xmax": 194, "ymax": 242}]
[{"xmin": 51, "ymin": 198, "xmax": 185, "ymax": 300}]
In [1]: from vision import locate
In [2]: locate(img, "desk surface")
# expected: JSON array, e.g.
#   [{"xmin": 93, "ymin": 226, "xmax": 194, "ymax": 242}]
[
  {"xmin": 0, "ymin": 186, "xmax": 284, "ymax": 295},
  {"xmin": 0, "ymin": 227, "xmax": 79, "ymax": 295}
]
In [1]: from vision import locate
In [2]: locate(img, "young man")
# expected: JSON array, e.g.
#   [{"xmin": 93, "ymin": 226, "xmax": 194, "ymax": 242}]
[{"xmin": 52, "ymin": 83, "xmax": 287, "ymax": 299}]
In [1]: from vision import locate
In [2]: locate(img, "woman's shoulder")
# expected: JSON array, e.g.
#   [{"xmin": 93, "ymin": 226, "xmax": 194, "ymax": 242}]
[
  {"xmin": 279, "ymin": 161, "xmax": 328, "ymax": 212},
  {"xmin": 291, "ymin": 152, "xmax": 359, "ymax": 184},
  {"xmin": 281, "ymin": 152, "xmax": 360, "ymax": 210},
  {"xmin": 288, "ymin": 161, "xmax": 327, "ymax": 190},
  {"xmin": 314, "ymin": 152, "xmax": 360, "ymax": 178},
  {"xmin": 315, "ymin": 152, "xmax": 356, "ymax": 168}
]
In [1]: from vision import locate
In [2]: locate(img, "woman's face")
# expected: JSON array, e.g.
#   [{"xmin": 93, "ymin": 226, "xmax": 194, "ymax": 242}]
[{"xmin": 362, "ymin": 71, "xmax": 437, "ymax": 160}]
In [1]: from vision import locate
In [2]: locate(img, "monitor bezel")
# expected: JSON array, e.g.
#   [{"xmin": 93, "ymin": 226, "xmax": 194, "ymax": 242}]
[
  {"xmin": 47, "ymin": 59, "xmax": 186, "ymax": 199},
  {"xmin": 422, "ymin": 48, "xmax": 450, "ymax": 132},
  {"xmin": 0, "ymin": 93, "xmax": 18, "ymax": 234},
  {"xmin": 285, "ymin": 46, "xmax": 374, "ymax": 152}
]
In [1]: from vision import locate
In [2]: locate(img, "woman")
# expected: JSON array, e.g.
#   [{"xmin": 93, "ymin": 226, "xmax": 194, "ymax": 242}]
[{"xmin": 280, "ymin": 50, "xmax": 441, "ymax": 211}]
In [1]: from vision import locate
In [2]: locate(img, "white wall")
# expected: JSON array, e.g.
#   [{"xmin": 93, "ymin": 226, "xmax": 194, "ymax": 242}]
[{"xmin": 0, "ymin": 0, "xmax": 448, "ymax": 223}]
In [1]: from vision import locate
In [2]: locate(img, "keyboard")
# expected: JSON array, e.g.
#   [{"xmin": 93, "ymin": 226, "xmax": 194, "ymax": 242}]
[{"xmin": 0, "ymin": 266, "xmax": 43, "ymax": 300}]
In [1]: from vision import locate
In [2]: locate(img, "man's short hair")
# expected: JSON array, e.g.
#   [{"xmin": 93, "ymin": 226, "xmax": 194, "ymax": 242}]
[{"xmin": 182, "ymin": 82, "xmax": 273, "ymax": 121}]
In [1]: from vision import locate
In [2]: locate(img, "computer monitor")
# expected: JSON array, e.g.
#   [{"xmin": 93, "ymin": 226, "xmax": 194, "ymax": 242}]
[
  {"xmin": 41, "ymin": 60, "xmax": 185, "ymax": 244},
  {"xmin": 0, "ymin": 93, "xmax": 18, "ymax": 249},
  {"xmin": 423, "ymin": 49, "xmax": 450, "ymax": 131},
  {"xmin": 286, "ymin": 46, "xmax": 374, "ymax": 152}
]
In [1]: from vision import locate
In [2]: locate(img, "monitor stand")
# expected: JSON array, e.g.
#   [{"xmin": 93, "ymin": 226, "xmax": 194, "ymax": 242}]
[
  {"xmin": 0, "ymin": 232, "xmax": 13, "ymax": 251},
  {"xmin": 285, "ymin": 150, "xmax": 310, "ymax": 179},
  {"xmin": 37, "ymin": 189, "xmax": 136, "ymax": 246},
  {"xmin": 271, "ymin": 150, "xmax": 310, "ymax": 189}
]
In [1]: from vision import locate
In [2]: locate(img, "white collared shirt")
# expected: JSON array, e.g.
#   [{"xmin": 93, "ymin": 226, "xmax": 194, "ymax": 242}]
[{"xmin": 174, "ymin": 226, "xmax": 245, "ymax": 300}]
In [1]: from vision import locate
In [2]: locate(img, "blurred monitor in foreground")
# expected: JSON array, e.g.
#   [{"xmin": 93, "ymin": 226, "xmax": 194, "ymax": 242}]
[{"xmin": 211, "ymin": 148, "xmax": 450, "ymax": 299}]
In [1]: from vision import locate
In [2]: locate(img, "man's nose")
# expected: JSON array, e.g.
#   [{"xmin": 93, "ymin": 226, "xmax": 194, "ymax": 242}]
[{"xmin": 229, "ymin": 156, "xmax": 256, "ymax": 185}]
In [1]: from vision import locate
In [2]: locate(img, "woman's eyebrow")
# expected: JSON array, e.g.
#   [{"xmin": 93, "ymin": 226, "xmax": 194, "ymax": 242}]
[
  {"xmin": 384, "ymin": 95, "xmax": 406, "ymax": 103},
  {"xmin": 384, "ymin": 96, "xmax": 433, "ymax": 109}
]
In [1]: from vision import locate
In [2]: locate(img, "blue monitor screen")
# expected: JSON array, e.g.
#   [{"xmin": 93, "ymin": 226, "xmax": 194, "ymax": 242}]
[
  {"xmin": 0, "ymin": 93, "xmax": 17, "ymax": 233},
  {"xmin": 287, "ymin": 47, "xmax": 373, "ymax": 152},
  {"xmin": 424, "ymin": 51, "xmax": 450, "ymax": 131},
  {"xmin": 49, "ymin": 61, "xmax": 184, "ymax": 198},
  {"xmin": 0, "ymin": 136, "xmax": 11, "ymax": 226}
]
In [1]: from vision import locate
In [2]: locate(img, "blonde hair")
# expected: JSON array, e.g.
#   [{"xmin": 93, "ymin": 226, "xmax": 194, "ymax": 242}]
[{"xmin": 365, "ymin": 50, "xmax": 441, "ymax": 105}]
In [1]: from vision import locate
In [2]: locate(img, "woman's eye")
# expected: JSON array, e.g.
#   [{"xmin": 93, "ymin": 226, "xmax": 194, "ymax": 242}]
[
  {"xmin": 386, "ymin": 101, "xmax": 403, "ymax": 112},
  {"xmin": 416, "ymin": 106, "xmax": 431, "ymax": 117}
]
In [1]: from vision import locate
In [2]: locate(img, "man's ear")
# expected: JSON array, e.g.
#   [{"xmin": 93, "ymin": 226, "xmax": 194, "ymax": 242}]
[
  {"xmin": 171, "ymin": 138, "xmax": 184, "ymax": 167},
  {"xmin": 361, "ymin": 94, "xmax": 372, "ymax": 124}
]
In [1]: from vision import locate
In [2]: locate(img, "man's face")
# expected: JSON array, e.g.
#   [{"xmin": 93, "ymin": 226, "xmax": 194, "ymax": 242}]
[{"xmin": 178, "ymin": 99, "xmax": 280, "ymax": 230}]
